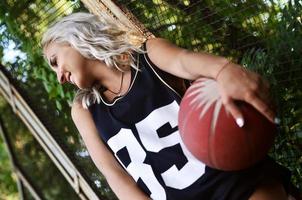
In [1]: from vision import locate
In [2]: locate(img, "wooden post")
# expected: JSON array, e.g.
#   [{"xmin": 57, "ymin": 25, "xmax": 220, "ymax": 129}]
[{"xmin": 81, "ymin": 0, "xmax": 154, "ymax": 40}]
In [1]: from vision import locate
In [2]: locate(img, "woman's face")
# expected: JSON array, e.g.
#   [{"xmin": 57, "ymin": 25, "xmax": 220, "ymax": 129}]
[{"xmin": 44, "ymin": 42, "xmax": 96, "ymax": 89}]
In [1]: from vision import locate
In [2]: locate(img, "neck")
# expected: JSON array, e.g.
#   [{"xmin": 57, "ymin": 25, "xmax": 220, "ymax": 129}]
[{"xmin": 90, "ymin": 59, "xmax": 128, "ymax": 93}]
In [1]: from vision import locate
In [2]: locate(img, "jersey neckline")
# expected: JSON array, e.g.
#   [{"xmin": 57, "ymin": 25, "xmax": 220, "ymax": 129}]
[{"xmin": 98, "ymin": 52, "xmax": 140, "ymax": 106}]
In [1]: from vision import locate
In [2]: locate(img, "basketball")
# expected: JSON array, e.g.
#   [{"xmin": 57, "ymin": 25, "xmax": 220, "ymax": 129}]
[{"xmin": 178, "ymin": 78, "xmax": 277, "ymax": 171}]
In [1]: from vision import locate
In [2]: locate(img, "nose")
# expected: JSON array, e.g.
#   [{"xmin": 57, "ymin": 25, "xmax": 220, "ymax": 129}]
[{"xmin": 57, "ymin": 70, "xmax": 66, "ymax": 84}]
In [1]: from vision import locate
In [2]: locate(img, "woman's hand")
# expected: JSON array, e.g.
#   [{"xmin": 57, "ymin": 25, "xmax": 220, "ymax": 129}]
[{"xmin": 215, "ymin": 62, "xmax": 277, "ymax": 127}]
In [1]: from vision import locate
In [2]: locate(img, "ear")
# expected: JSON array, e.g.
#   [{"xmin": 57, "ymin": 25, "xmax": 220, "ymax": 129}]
[
  {"xmin": 117, "ymin": 53, "xmax": 130, "ymax": 66},
  {"xmin": 119, "ymin": 53, "xmax": 130, "ymax": 61}
]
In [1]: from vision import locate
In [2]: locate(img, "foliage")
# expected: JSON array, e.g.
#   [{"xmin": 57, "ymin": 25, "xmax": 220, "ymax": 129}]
[
  {"xmin": 240, "ymin": 0, "xmax": 302, "ymax": 188},
  {"xmin": 118, "ymin": 0, "xmax": 302, "ymax": 190},
  {"xmin": 0, "ymin": 0, "xmax": 116, "ymax": 199},
  {"xmin": 0, "ymin": 0, "xmax": 301, "ymax": 198},
  {"xmin": 0, "ymin": 134, "xmax": 18, "ymax": 200},
  {"xmin": 0, "ymin": 0, "xmax": 84, "ymax": 113},
  {"xmin": 0, "ymin": 96, "xmax": 82, "ymax": 200}
]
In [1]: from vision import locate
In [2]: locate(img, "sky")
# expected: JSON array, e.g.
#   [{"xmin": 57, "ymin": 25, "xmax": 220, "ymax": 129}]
[
  {"xmin": 2, "ymin": 40, "xmax": 27, "ymax": 64},
  {"xmin": 0, "ymin": 25, "xmax": 27, "ymax": 65}
]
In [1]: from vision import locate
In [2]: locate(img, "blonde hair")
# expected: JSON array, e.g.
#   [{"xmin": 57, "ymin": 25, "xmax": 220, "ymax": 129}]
[{"xmin": 41, "ymin": 12, "xmax": 145, "ymax": 109}]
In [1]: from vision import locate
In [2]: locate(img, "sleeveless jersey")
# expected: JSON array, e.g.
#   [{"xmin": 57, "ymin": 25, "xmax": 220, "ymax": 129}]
[
  {"xmin": 88, "ymin": 42, "xmax": 211, "ymax": 200},
  {"xmin": 88, "ymin": 42, "xmax": 291, "ymax": 200}
]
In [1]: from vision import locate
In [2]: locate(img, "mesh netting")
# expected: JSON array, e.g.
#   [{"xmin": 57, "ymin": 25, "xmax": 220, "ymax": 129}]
[{"xmin": 113, "ymin": 0, "xmax": 302, "ymax": 189}]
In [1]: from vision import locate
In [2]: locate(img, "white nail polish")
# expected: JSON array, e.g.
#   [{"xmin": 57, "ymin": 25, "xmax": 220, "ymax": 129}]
[{"xmin": 236, "ymin": 118, "xmax": 244, "ymax": 127}]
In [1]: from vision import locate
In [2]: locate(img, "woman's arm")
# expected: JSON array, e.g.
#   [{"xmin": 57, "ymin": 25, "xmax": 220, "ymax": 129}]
[
  {"xmin": 71, "ymin": 102, "xmax": 150, "ymax": 200},
  {"xmin": 145, "ymin": 37, "xmax": 275, "ymax": 125}
]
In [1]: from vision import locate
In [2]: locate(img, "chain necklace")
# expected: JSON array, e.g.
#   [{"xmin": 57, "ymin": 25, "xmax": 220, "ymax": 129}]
[
  {"xmin": 99, "ymin": 53, "xmax": 139, "ymax": 106},
  {"xmin": 103, "ymin": 71, "xmax": 124, "ymax": 97}
]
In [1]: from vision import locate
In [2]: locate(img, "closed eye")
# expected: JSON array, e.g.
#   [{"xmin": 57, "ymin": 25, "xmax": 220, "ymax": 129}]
[{"xmin": 50, "ymin": 56, "xmax": 57, "ymax": 68}]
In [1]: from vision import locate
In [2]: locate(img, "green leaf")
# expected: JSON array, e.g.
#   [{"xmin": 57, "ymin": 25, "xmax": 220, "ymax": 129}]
[
  {"xmin": 55, "ymin": 100, "xmax": 62, "ymax": 111},
  {"xmin": 43, "ymin": 81, "xmax": 51, "ymax": 93},
  {"xmin": 57, "ymin": 85, "xmax": 65, "ymax": 98}
]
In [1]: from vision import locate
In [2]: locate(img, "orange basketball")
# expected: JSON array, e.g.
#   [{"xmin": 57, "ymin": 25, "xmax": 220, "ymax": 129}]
[{"xmin": 178, "ymin": 78, "xmax": 276, "ymax": 171}]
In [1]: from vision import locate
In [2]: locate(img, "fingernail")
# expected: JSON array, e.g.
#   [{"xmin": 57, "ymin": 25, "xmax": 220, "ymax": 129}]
[
  {"xmin": 236, "ymin": 118, "xmax": 244, "ymax": 128},
  {"xmin": 274, "ymin": 117, "xmax": 281, "ymax": 124}
]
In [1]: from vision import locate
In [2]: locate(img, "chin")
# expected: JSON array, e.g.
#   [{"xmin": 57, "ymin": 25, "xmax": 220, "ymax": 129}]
[{"xmin": 77, "ymin": 82, "xmax": 93, "ymax": 90}]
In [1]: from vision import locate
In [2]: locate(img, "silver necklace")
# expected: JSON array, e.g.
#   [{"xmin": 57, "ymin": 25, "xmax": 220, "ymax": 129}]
[
  {"xmin": 99, "ymin": 53, "xmax": 139, "ymax": 106},
  {"xmin": 106, "ymin": 71, "xmax": 124, "ymax": 96}
]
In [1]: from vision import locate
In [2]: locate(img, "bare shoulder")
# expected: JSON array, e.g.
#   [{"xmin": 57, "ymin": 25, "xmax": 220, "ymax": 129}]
[
  {"xmin": 145, "ymin": 37, "xmax": 189, "ymax": 78},
  {"xmin": 145, "ymin": 37, "xmax": 184, "ymax": 54},
  {"xmin": 71, "ymin": 100, "xmax": 91, "ymax": 124},
  {"xmin": 70, "ymin": 101, "xmax": 123, "ymax": 174}
]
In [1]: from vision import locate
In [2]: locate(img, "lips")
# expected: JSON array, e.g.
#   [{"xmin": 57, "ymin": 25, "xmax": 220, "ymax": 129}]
[
  {"xmin": 70, "ymin": 74, "xmax": 76, "ymax": 85},
  {"xmin": 66, "ymin": 72, "xmax": 73, "ymax": 84},
  {"xmin": 70, "ymin": 75, "xmax": 74, "ymax": 84}
]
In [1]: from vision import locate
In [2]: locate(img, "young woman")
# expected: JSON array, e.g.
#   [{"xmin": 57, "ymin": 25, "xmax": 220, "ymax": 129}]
[{"xmin": 41, "ymin": 12, "xmax": 291, "ymax": 200}]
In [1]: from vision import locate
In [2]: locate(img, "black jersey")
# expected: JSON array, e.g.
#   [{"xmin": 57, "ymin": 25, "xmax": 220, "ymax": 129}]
[
  {"xmin": 88, "ymin": 44, "xmax": 208, "ymax": 200},
  {"xmin": 88, "ymin": 42, "xmax": 291, "ymax": 200}
]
